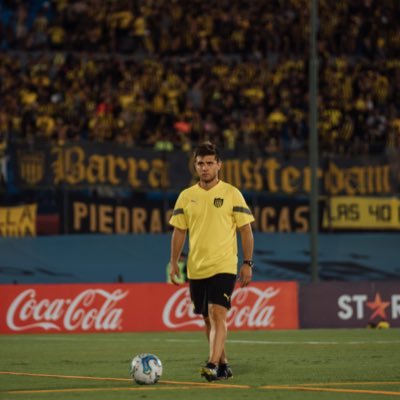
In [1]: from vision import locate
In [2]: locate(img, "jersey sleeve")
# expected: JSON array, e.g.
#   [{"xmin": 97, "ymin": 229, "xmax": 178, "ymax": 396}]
[
  {"xmin": 169, "ymin": 192, "xmax": 188, "ymax": 230},
  {"xmin": 232, "ymin": 188, "xmax": 255, "ymax": 228}
]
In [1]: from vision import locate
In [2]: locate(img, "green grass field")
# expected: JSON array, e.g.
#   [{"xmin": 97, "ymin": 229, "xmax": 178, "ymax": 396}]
[{"xmin": 0, "ymin": 329, "xmax": 399, "ymax": 400}]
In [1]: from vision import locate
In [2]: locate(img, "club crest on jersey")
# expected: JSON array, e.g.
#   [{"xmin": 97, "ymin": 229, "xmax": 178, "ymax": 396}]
[{"xmin": 214, "ymin": 198, "xmax": 224, "ymax": 208}]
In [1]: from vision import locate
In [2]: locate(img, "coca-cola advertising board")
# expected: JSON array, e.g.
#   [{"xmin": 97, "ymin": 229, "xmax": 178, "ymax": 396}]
[
  {"xmin": 0, "ymin": 282, "xmax": 298, "ymax": 334},
  {"xmin": 300, "ymin": 281, "xmax": 400, "ymax": 328}
]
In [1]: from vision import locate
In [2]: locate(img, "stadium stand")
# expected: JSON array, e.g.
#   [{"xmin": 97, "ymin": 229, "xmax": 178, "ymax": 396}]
[{"xmin": 0, "ymin": 0, "xmax": 399, "ymax": 156}]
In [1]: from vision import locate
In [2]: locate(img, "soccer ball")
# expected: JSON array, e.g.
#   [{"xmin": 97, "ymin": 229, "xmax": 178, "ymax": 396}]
[{"xmin": 130, "ymin": 353, "xmax": 163, "ymax": 385}]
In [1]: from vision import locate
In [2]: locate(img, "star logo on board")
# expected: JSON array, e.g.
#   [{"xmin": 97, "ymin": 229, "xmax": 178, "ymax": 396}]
[{"xmin": 366, "ymin": 293, "xmax": 390, "ymax": 320}]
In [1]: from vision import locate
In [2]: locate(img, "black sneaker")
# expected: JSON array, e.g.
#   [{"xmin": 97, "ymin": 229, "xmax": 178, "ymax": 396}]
[
  {"xmin": 200, "ymin": 362, "xmax": 218, "ymax": 382},
  {"xmin": 217, "ymin": 363, "xmax": 233, "ymax": 380}
]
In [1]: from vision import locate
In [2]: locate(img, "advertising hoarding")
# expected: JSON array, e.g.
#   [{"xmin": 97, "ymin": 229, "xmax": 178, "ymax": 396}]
[
  {"xmin": 0, "ymin": 281, "xmax": 299, "ymax": 333},
  {"xmin": 300, "ymin": 281, "xmax": 400, "ymax": 328}
]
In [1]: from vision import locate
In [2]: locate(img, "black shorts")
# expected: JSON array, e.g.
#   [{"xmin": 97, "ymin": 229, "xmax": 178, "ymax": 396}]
[{"xmin": 189, "ymin": 273, "xmax": 236, "ymax": 317}]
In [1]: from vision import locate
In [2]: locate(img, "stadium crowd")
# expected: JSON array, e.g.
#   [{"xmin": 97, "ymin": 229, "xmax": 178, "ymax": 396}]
[{"xmin": 0, "ymin": 0, "xmax": 400, "ymax": 157}]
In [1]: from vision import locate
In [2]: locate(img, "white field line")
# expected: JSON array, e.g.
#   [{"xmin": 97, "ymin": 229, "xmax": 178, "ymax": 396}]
[
  {"xmin": 168, "ymin": 339, "xmax": 400, "ymax": 345},
  {"xmin": 1, "ymin": 337, "xmax": 399, "ymax": 345}
]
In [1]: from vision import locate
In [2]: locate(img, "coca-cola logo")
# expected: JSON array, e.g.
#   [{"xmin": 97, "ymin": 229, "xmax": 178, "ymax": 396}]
[
  {"xmin": 162, "ymin": 287, "xmax": 203, "ymax": 329},
  {"xmin": 7, "ymin": 288, "xmax": 129, "ymax": 332},
  {"xmin": 162, "ymin": 286, "xmax": 280, "ymax": 329}
]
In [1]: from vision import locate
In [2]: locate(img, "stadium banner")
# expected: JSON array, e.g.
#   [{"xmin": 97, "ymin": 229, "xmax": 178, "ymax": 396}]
[
  {"xmin": 63, "ymin": 193, "xmax": 315, "ymax": 233},
  {"xmin": 63, "ymin": 193, "xmax": 400, "ymax": 234},
  {"xmin": 322, "ymin": 196, "xmax": 400, "ymax": 230},
  {"xmin": 0, "ymin": 281, "xmax": 299, "ymax": 333},
  {"xmin": 9, "ymin": 142, "xmax": 399, "ymax": 195},
  {"xmin": 252, "ymin": 198, "xmax": 319, "ymax": 233},
  {"xmin": 63, "ymin": 194, "xmax": 172, "ymax": 234},
  {"xmin": 0, "ymin": 204, "xmax": 37, "ymax": 237},
  {"xmin": 10, "ymin": 143, "xmax": 190, "ymax": 191},
  {"xmin": 300, "ymin": 281, "xmax": 400, "ymax": 328}
]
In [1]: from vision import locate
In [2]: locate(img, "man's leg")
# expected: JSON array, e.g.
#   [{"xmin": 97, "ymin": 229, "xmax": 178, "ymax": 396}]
[
  {"xmin": 200, "ymin": 306, "xmax": 228, "ymax": 381},
  {"xmin": 207, "ymin": 304, "xmax": 228, "ymax": 365},
  {"xmin": 199, "ymin": 274, "xmax": 235, "ymax": 381},
  {"xmin": 203, "ymin": 315, "xmax": 228, "ymax": 365},
  {"xmin": 208, "ymin": 305, "xmax": 233, "ymax": 379}
]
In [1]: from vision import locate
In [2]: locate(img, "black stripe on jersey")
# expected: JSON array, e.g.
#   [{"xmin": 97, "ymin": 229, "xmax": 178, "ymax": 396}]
[
  {"xmin": 233, "ymin": 206, "xmax": 252, "ymax": 215},
  {"xmin": 173, "ymin": 208, "xmax": 184, "ymax": 216}
]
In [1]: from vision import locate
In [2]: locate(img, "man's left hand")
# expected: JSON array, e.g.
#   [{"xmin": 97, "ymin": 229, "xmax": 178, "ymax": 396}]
[{"xmin": 238, "ymin": 264, "xmax": 252, "ymax": 287}]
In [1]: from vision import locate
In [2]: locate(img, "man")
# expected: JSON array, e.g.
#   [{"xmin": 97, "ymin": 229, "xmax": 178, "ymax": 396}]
[{"xmin": 169, "ymin": 141, "xmax": 255, "ymax": 382}]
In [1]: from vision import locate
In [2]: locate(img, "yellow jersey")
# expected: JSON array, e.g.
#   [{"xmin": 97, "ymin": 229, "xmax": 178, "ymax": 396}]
[{"xmin": 169, "ymin": 180, "xmax": 254, "ymax": 279}]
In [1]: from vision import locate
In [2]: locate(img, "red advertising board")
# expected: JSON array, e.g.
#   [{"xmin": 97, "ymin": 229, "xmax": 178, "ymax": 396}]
[
  {"xmin": 299, "ymin": 281, "xmax": 400, "ymax": 328},
  {"xmin": 0, "ymin": 282, "xmax": 298, "ymax": 334}
]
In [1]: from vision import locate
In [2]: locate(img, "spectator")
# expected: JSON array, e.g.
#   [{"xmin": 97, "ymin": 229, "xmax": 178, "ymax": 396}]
[{"xmin": 1, "ymin": 0, "xmax": 399, "ymax": 157}]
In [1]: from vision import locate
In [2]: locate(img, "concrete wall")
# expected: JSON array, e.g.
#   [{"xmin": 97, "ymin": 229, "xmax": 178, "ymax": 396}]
[{"xmin": 1, "ymin": 233, "xmax": 399, "ymax": 284}]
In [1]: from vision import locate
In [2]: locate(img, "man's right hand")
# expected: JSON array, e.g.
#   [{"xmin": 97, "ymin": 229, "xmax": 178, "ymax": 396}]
[{"xmin": 169, "ymin": 262, "xmax": 181, "ymax": 285}]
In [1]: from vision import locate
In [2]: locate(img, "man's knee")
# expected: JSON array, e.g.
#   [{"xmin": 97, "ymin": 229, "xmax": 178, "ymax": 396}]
[{"xmin": 208, "ymin": 304, "xmax": 228, "ymax": 322}]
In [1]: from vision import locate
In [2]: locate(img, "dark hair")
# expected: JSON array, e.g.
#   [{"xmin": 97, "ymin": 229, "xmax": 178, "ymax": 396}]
[{"xmin": 193, "ymin": 141, "xmax": 220, "ymax": 161}]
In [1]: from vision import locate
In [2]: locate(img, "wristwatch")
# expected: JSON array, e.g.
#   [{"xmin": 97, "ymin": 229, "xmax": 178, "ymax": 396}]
[{"xmin": 243, "ymin": 260, "xmax": 254, "ymax": 267}]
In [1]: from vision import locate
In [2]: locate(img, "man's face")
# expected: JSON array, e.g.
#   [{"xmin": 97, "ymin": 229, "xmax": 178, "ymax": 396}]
[{"xmin": 195, "ymin": 155, "xmax": 221, "ymax": 184}]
